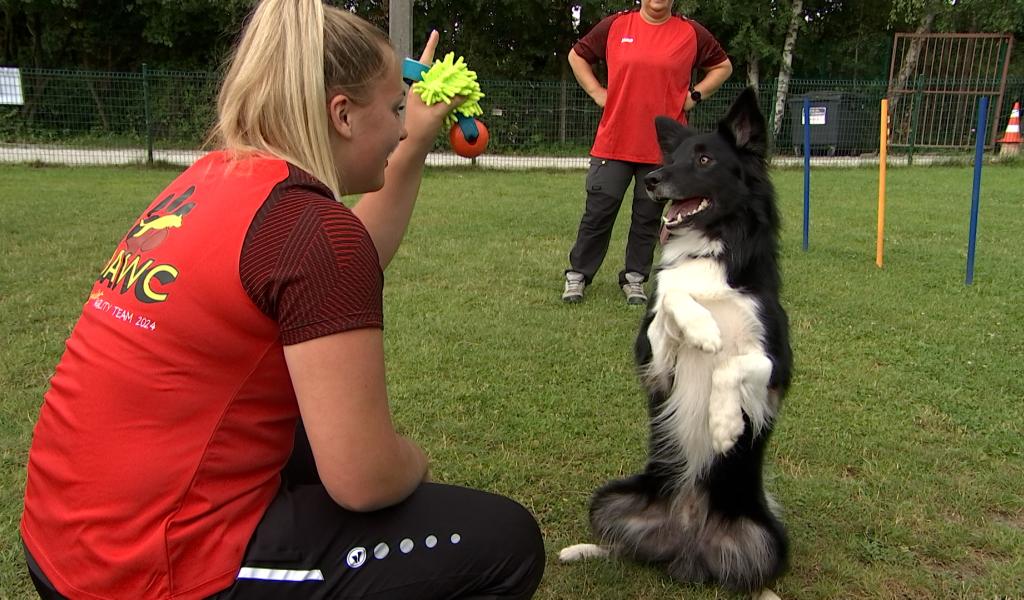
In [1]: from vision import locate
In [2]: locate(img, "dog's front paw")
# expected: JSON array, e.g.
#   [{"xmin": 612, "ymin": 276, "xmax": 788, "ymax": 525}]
[
  {"xmin": 558, "ymin": 543, "xmax": 610, "ymax": 563},
  {"xmin": 683, "ymin": 318, "xmax": 722, "ymax": 354},
  {"xmin": 709, "ymin": 406, "xmax": 744, "ymax": 454}
]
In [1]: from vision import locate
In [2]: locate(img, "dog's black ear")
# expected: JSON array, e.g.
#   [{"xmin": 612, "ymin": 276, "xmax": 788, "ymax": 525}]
[
  {"xmin": 654, "ymin": 115, "xmax": 695, "ymax": 156},
  {"xmin": 718, "ymin": 88, "xmax": 767, "ymax": 156}
]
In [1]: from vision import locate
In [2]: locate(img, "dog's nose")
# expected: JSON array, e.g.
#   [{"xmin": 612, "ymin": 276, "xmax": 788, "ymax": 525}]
[{"xmin": 644, "ymin": 170, "xmax": 663, "ymax": 192}]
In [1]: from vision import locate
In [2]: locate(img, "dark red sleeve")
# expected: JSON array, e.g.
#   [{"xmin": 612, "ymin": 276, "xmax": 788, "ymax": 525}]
[
  {"xmin": 572, "ymin": 13, "xmax": 621, "ymax": 63},
  {"xmin": 689, "ymin": 19, "xmax": 729, "ymax": 70},
  {"xmin": 240, "ymin": 167, "xmax": 383, "ymax": 345}
]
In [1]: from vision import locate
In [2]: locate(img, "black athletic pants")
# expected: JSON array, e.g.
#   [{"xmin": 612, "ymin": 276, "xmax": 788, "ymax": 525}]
[
  {"xmin": 26, "ymin": 424, "xmax": 545, "ymax": 599},
  {"xmin": 567, "ymin": 157, "xmax": 662, "ymax": 286}
]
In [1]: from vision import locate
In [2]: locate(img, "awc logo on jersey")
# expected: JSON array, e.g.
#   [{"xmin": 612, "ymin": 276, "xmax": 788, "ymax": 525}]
[{"xmin": 96, "ymin": 186, "xmax": 197, "ymax": 304}]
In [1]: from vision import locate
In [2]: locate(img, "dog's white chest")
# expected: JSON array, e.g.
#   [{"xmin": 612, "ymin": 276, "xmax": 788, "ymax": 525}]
[
  {"xmin": 653, "ymin": 260, "xmax": 765, "ymax": 354},
  {"xmin": 645, "ymin": 257, "xmax": 772, "ymax": 482}
]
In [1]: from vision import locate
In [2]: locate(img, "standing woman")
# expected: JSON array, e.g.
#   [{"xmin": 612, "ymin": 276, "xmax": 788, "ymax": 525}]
[
  {"xmin": 561, "ymin": 0, "xmax": 732, "ymax": 305},
  {"xmin": 21, "ymin": 1, "xmax": 545, "ymax": 599}
]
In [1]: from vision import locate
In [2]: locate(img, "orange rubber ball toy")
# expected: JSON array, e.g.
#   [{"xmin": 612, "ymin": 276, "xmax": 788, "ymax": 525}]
[{"xmin": 449, "ymin": 119, "xmax": 489, "ymax": 159}]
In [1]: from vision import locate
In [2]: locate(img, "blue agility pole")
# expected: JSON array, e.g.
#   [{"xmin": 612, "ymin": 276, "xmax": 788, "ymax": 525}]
[
  {"xmin": 803, "ymin": 97, "xmax": 811, "ymax": 252},
  {"xmin": 966, "ymin": 96, "xmax": 988, "ymax": 285}
]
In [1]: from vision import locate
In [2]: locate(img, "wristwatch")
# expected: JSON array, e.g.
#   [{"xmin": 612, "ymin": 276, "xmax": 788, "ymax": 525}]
[{"xmin": 689, "ymin": 88, "xmax": 703, "ymax": 105}]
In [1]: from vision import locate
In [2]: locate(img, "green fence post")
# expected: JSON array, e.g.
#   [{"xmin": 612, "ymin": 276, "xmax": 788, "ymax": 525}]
[{"xmin": 142, "ymin": 63, "xmax": 154, "ymax": 165}]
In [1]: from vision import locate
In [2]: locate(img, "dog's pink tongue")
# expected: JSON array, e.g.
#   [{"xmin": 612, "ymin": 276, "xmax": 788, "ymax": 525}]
[{"xmin": 660, "ymin": 199, "xmax": 702, "ymax": 244}]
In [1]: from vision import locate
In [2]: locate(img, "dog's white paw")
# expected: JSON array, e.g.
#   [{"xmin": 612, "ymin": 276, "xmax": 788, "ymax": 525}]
[
  {"xmin": 682, "ymin": 318, "xmax": 722, "ymax": 354},
  {"xmin": 752, "ymin": 588, "xmax": 782, "ymax": 600},
  {"xmin": 709, "ymin": 407, "xmax": 745, "ymax": 454},
  {"xmin": 558, "ymin": 543, "xmax": 610, "ymax": 563}
]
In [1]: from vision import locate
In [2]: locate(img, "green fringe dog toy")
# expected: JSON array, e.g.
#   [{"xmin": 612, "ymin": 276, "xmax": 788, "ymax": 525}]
[
  {"xmin": 403, "ymin": 53, "xmax": 489, "ymax": 157},
  {"xmin": 411, "ymin": 53, "xmax": 484, "ymax": 128}
]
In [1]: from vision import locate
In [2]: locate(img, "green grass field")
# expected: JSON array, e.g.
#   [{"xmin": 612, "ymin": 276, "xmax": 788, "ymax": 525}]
[{"xmin": 1, "ymin": 163, "xmax": 1022, "ymax": 599}]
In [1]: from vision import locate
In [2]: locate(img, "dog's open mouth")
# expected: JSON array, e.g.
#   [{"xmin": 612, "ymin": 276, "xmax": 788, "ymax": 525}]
[{"xmin": 660, "ymin": 197, "xmax": 711, "ymax": 243}]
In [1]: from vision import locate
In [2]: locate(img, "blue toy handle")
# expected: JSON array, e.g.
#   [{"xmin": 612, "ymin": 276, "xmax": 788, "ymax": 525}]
[
  {"xmin": 402, "ymin": 57, "xmax": 429, "ymax": 85},
  {"xmin": 403, "ymin": 58, "xmax": 480, "ymax": 144},
  {"xmin": 456, "ymin": 114, "xmax": 479, "ymax": 144}
]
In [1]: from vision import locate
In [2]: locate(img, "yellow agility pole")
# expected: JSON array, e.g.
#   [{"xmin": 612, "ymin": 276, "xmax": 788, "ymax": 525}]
[{"xmin": 876, "ymin": 98, "xmax": 888, "ymax": 268}]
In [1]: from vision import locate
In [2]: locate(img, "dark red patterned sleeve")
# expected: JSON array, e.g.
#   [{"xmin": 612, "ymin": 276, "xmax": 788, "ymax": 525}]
[
  {"xmin": 240, "ymin": 166, "xmax": 383, "ymax": 345},
  {"xmin": 573, "ymin": 13, "xmax": 620, "ymax": 64},
  {"xmin": 689, "ymin": 19, "xmax": 729, "ymax": 70}
]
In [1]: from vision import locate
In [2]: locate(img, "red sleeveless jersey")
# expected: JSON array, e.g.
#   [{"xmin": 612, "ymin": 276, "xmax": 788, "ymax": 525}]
[{"xmin": 23, "ymin": 152, "xmax": 304, "ymax": 599}]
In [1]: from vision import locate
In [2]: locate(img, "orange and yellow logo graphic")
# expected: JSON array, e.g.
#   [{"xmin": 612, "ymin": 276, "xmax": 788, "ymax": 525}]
[
  {"xmin": 124, "ymin": 186, "xmax": 196, "ymax": 253},
  {"xmin": 97, "ymin": 186, "xmax": 197, "ymax": 304}
]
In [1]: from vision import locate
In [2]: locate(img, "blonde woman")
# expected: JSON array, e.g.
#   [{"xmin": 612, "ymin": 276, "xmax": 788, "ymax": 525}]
[{"xmin": 20, "ymin": 2, "xmax": 544, "ymax": 598}]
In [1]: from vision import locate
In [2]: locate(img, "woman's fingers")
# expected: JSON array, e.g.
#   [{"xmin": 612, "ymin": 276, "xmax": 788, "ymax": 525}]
[{"xmin": 418, "ymin": 30, "xmax": 439, "ymax": 65}]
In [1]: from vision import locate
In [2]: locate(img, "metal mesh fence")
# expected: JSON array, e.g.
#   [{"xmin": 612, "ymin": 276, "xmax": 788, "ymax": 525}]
[{"xmin": 2, "ymin": 67, "xmax": 1021, "ymax": 169}]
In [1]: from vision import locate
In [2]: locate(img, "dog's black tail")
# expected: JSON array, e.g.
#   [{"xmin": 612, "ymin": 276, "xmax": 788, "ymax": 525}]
[{"xmin": 589, "ymin": 467, "xmax": 788, "ymax": 593}]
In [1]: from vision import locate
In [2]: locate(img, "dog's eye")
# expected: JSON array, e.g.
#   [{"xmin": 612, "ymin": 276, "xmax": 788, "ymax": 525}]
[{"xmin": 698, "ymin": 155, "xmax": 712, "ymax": 166}]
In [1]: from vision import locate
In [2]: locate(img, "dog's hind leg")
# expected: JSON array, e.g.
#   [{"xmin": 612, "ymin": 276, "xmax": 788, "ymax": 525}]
[
  {"xmin": 557, "ymin": 543, "xmax": 610, "ymax": 563},
  {"xmin": 588, "ymin": 474, "xmax": 683, "ymax": 563},
  {"xmin": 684, "ymin": 514, "xmax": 786, "ymax": 594}
]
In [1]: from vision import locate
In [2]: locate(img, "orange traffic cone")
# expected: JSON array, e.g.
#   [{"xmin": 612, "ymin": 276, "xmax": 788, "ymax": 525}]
[{"xmin": 997, "ymin": 102, "xmax": 1021, "ymax": 156}]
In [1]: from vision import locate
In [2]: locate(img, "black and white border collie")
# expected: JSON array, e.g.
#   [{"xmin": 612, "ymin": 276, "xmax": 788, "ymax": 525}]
[{"xmin": 560, "ymin": 88, "xmax": 793, "ymax": 600}]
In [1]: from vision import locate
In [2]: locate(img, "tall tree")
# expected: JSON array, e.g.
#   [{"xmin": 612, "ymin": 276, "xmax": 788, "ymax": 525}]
[
  {"xmin": 411, "ymin": 0, "xmax": 586, "ymax": 79},
  {"xmin": 682, "ymin": 0, "xmax": 844, "ymax": 135},
  {"xmin": 771, "ymin": 0, "xmax": 804, "ymax": 136},
  {"xmin": 794, "ymin": 0, "xmax": 893, "ymax": 79},
  {"xmin": 944, "ymin": 0, "xmax": 1024, "ymax": 77},
  {"xmin": 0, "ymin": 0, "xmax": 256, "ymax": 70},
  {"xmin": 888, "ymin": 0, "xmax": 939, "ymax": 101},
  {"xmin": 2, "ymin": 0, "xmax": 1019, "ymax": 80},
  {"xmin": 680, "ymin": 0, "xmax": 786, "ymax": 89}
]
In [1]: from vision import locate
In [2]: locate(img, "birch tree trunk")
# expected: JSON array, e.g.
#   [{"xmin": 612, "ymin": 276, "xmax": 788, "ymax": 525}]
[
  {"xmin": 747, "ymin": 48, "xmax": 760, "ymax": 90},
  {"xmin": 888, "ymin": 10, "xmax": 936, "ymax": 113},
  {"xmin": 771, "ymin": 0, "xmax": 803, "ymax": 138}
]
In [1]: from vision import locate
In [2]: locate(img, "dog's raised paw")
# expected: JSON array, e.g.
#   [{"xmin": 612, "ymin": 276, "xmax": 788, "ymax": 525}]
[
  {"xmin": 558, "ymin": 543, "xmax": 610, "ymax": 563},
  {"xmin": 683, "ymin": 318, "xmax": 722, "ymax": 354},
  {"xmin": 709, "ymin": 409, "xmax": 744, "ymax": 454}
]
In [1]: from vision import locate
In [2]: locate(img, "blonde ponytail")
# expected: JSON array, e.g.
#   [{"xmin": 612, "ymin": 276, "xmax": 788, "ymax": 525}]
[{"xmin": 213, "ymin": 0, "xmax": 392, "ymax": 199}]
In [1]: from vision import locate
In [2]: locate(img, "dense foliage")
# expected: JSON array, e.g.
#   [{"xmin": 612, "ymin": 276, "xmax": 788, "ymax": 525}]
[{"xmin": 1, "ymin": 0, "xmax": 1021, "ymax": 79}]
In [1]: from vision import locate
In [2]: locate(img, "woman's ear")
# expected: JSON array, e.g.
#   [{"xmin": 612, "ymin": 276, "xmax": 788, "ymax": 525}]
[{"xmin": 328, "ymin": 93, "xmax": 354, "ymax": 139}]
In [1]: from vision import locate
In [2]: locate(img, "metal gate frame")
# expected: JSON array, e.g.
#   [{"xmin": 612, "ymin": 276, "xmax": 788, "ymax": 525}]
[{"xmin": 887, "ymin": 33, "xmax": 1013, "ymax": 149}]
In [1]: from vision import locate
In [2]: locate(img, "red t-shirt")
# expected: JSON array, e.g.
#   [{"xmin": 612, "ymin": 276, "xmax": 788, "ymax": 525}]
[
  {"xmin": 574, "ymin": 10, "xmax": 728, "ymax": 164},
  {"xmin": 22, "ymin": 151, "xmax": 383, "ymax": 599}
]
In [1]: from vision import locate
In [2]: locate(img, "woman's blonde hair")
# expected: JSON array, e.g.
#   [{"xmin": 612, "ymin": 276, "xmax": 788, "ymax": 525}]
[{"xmin": 213, "ymin": 0, "xmax": 393, "ymax": 198}]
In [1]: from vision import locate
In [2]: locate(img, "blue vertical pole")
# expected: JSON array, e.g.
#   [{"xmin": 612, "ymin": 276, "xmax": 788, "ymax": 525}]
[
  {"xmin": 803, "ymin": 97, "xmax": 811, "ymax": 251},
  {"xmin": 965, "ymin": 96, "xmax": 988, "ymax": 285}
]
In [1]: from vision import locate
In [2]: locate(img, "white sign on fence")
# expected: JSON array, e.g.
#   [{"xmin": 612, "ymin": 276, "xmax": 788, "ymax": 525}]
[
  {"xmin": 1, "ymin": 68, "xmax": 24, "ymax": 105},
  {"xmin": 800, "ymin": 106, "xmax": 827, "ymax": 125}
]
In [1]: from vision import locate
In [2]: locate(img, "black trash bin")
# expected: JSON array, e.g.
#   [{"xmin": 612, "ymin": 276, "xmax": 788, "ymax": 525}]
[{"xmin": 788, "ymin": 91, "xmax": 872, "ymax": 156}]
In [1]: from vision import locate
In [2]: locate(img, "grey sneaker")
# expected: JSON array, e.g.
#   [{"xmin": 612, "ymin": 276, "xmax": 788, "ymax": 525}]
[
  {"xmin": 562, "ymin": 271, "xmax": 586, "ymax": 303},
  {"xmin": 622, "ymin": 272, "xmax": 647, "ymax": 305}
]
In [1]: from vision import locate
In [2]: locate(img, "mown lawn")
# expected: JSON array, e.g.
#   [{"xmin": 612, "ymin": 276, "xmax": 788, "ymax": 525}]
[{"xmin": 1, "ymin": 162, "xmax": 1021, "ymax": 599}]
